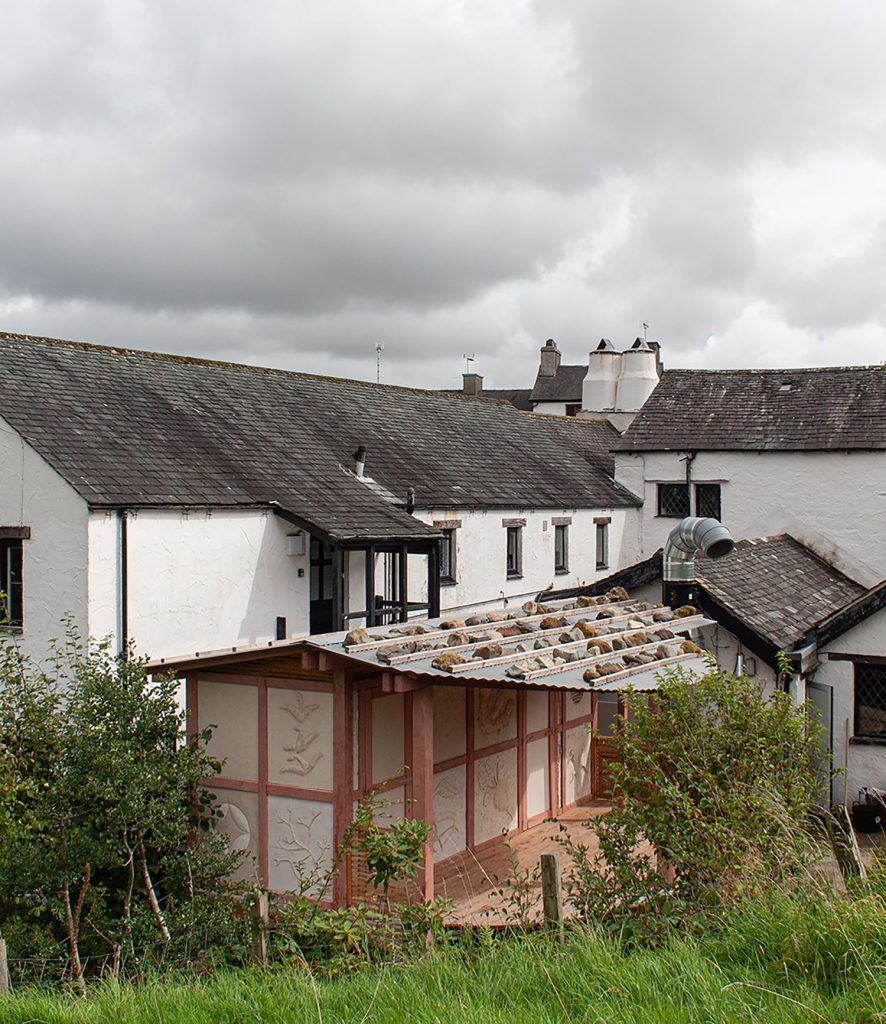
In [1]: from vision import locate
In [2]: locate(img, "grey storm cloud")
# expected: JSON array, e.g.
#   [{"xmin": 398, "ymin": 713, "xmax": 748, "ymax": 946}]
[{"xmin": 1, "ymin": 0, "xmax": 885, "ymax": 387}]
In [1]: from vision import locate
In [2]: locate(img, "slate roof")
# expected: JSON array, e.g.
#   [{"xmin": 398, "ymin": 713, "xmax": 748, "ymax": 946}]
[
  {"xmin": 694, "ymin": 535, "xmax": 867, "ymax": 651},
  {"xmin": 529, "ymin": 364, "xmax": 587, "ymax": 404},
  {"xmin": 547, "ymin": 534, "xmax": 877, "ymax": 656},
  {"xmin": 0, "ymin": 333, "xmax": 639, "ymax": 542},
  {"xmin": 616, "ymin": 367, "xmax": 886, "ymax": 452},
  {"xmin": 438, "ymin": 387, "xmax": 533, "ymax": 412}
]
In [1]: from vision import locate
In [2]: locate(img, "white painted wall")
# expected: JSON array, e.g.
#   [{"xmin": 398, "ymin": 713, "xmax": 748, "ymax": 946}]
[
  {"xmin": 615, "ymin": 450, "xmax": 886, "ymax": 584},
  {"xmin": 814, "ymin": 610, "xmax": 886, "ymax": 801},
  {"xmin": 531, "ymin": 401, "xmax": 568, "ymax": 416},
  {"xmin": 88, "ymin": 508, "xmax": 310, "ymax": 659},
  {"xmin": 410, "ymin": 507, "xmax": 637, "ymax": 615},
  {"xmin": 0, "ymin": 416, "xmax": 89, "ymax": 663}
]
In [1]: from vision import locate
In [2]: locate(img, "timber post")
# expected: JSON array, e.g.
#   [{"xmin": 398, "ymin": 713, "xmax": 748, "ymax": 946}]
[
  {"xmin": 0, "ymin": 935, "xmax": 9, "ymax": 994},
  {"xmin": 410, "ymin": 684, "xmax": 435, "ymax": 901},
  {"xmin": 249, "ymin": 891, "xmax": 269, "ymax": 965},
  {"xmin": 332, "ymin": 668, "xmax": 354, "ymax": 905},
  {"xmin": 540, "ymin": 852, "xmax": 564, "ymax": 941}
]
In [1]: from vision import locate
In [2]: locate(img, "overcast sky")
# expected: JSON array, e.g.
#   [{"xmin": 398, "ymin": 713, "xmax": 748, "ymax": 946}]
[{"xmin": 2, "ymin": 1, "xmax": 885, "ymax": 388}]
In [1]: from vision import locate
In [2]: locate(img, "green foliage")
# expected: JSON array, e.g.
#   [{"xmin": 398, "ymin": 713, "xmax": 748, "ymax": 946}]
[
  {"xmin": 560, "ymin": 665, "xmax": 824, "ymax": 940},
  {"xmin": 273, "ymin": 894, "xmax": 453, "ymax": 975},
  {"xmin": 1, "ymin": 885, "xmax": 884, "ymax": 1023},
  {"xmin": 349, "ymin": 796, "xmax": 430, "ymax": 896},
  {"xmin": 0, "ymin": 627, "xmax": 249, "ymax": 987}
]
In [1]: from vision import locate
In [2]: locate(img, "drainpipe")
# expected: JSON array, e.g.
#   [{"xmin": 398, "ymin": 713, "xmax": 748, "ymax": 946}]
[
  {"xmin": 662, "ymin": 516, "xmax": 734, "ymax": 607},
  {"xmin": 682, "ymin": 451, "xmax": 697, "ymax": 514},
  {"xmin": 117, "ymin": 510, "xmax": 129, "ymax": 658}
]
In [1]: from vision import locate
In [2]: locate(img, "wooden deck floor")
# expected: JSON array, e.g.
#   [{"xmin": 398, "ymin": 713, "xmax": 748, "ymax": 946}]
[{"xmin": 436, "ymin": 803, "xmax": 609, "ymax": 927}]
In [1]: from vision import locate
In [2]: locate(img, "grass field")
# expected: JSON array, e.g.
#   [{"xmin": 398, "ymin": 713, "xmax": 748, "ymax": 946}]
[{"xmin": 1, "ymin": 887, "xmax": 884, "ymax": 1024}]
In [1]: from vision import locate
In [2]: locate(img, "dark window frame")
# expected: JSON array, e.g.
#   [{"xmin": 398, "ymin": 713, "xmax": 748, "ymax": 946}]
[
  {"xmin": 854, "ymin": 661, "xmax": 886, "ymax": 741},
  {"xmin": 0, "ymin": 538, "xmax": 24, "ymax": 631},
  {"xmin": 695, "ymin": 482, "xmax": 722, "ymax": 520},
  {"xmin": 439, "ymin": 528, "xmax": 457, "ymax": 585},
  {"xmin": 554, "ymin": 524, "xmax": 569, "ymax": 574},
  {"xmin": 595, "ymin": 522, "xmax": 609, "ymax": 570},
  {"xmin": 506, "ymin": 526, "xmax": 523, "ymax": 579},
  {"xmin": 657, "ymin": 482, "xmax": 690, "ymax": 518}
]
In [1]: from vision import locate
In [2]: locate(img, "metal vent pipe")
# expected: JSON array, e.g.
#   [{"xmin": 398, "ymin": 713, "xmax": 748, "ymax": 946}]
[
  {"xmin": 662, "ymin": 516, "xmax": 734, "ymax": 606},
  {"xmin": 352, "ymin": 445, "xmax": 367, "ymax": 479}
]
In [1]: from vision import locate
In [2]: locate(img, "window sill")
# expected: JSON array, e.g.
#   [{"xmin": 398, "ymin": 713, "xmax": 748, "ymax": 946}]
[
  {"xmin": 656, "ymin": 513, "xmax": 688, "ymax": 519},
  {"xmin": 555, "ymin": 568, "xmax": 569, "ymax": 576},
  {"xmin": 0, "ymin": 626, "xmax": 23, "ymax": 636},
  {"xmin": 440, "ymin": 579, "xmax": 457, "ymax": 588},
  {"xmin": 850, "ymin": 735, "xmax": 886, "ymax": 747},
  {"xmin": 506, "ymin": 573, "xmax": 523, "ymax": 580},
  {"xmin": 596, "ymin": 564, "xmax": 609, "ymax": 572}
]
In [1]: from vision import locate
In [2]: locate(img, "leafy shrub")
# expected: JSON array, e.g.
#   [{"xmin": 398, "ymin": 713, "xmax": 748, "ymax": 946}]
[
  {"xmin": 0, "ymin": 628, "xmax": 249, "ymax": 990},
  {"xmin": 561, "ymin": 665, "xmax": 824, "ymax": 941}
]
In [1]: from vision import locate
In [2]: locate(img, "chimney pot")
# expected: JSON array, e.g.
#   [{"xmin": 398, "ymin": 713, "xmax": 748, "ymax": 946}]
[{"xmin": 538, "ymin": 338, "xmax": 561, "ymax": 377}]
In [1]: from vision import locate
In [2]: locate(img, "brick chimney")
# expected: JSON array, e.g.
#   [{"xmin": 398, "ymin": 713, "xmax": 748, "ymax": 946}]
[
  {"xmin": 462, "ymin": 372, "xmax": 484, "ymax": 396},
  {"xmin": 538, "ymin": 338, "xmax": 561, "ymax": 377}
]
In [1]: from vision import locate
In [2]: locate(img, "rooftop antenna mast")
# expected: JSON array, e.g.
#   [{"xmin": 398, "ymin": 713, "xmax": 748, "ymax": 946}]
[
  {"xmin": 375, "ymin": 342, "xmax": 384, "ymax": 384},
  {"xmin": 641, "ymin": 321, "xmax": 650, "ymax": 343},
  {"xmin": 463, "ymin": 353, "xmax": 475, "ymax": 374}
]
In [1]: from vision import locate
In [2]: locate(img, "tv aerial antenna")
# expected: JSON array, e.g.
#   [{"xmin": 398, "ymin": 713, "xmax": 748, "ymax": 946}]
[
  {"xmin": 641, "ymin": 321, "xmax": 650, "ymax": 343},
  {"xmin": 463, "ymin": 353, "xmax": 476, "ymax": 374},
  {"xmin": 375, "ymin": 342, "xmax": 384, "ymax": 384}
]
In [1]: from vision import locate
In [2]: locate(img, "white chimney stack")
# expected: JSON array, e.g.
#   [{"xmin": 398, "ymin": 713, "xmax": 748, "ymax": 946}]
[
  {"xmin": 581, "ymin": 339, "xmax": 619, "ymax": 412},
  {"xmin": 581, "ymin": 336, "xmax": 662, "ymax": 430},
  {"xmin": 615, "ymin": 338, "xmax": 659, "ymax": 412}
]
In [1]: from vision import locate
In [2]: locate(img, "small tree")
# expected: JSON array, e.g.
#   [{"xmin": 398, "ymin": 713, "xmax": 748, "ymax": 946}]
[
  {"xmin": 0, "ymin": 627, "xmax": 246, "ymax": 989},
  {"xmin": 562, "ymin": 664, "xmax": 822, "ymax": 939},
  {"xmin": 345, "ymin": 795, "xmax": 430, "ymax": 911}
]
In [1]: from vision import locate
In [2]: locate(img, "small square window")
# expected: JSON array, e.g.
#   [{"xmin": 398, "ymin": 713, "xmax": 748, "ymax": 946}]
[
  {"xmin": 596, "ymin": 522, "xmax": 609, "ymax": 570},
  {"xmin": 554, "ymin": 524, "xmax": 569, "ymax": 573},
  {"xmin": 695, "ymin": 483, "xmax": 722, "ymax": 520},
  {"xmin": 657, "ymin": 483, "xmax": 689, "ymax": 518},
  {"xmin": 506, "ymin": 526, "xmax": 523, "ymax": 578},
  {"xmin": 0, "ymin": 538, "xmax": 23, "ymax": 630},
  {"xmin": 855, "ymin": 662, "xmax": 886, "ymax": 740}
]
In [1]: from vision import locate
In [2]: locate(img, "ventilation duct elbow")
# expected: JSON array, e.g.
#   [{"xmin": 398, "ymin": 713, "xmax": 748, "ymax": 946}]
[{"xmin": 662, "ymin": 516, "xmax": 734, "ymax": 584}]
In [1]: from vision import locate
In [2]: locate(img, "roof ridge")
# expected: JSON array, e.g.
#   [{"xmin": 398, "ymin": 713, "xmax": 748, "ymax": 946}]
[
  {"xmin": 0, "ymin": 330, "xmax": 510, "ymax": 405},
  {"xmin": 663, "ymin": 365, "xmax": 886, "ymax": 374},
  {"xmin": 523, "ymin": 411, "xmax": 617, "ymax": 430}
]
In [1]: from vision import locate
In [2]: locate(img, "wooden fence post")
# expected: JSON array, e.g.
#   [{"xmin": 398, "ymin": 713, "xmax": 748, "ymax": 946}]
[
  {"xmin": 540, "ymin": 853, "xmax": 564, "ymax": 941},
  {"xmin": 250, "ymin": 891, "xmax": 269, "ymax": 965},
  {"xmin": 826, "ymin": 806, "xmax": 867, "ymax": 882},
  {"xmin": 0, "ymin": 935, "xmax": 9, "ymax": 994}
]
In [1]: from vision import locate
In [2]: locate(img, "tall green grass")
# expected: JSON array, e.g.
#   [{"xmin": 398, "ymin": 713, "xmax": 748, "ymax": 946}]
[{"xmin": 2, "ymin": 886, "xmax": 883, "ymax": 1024}]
